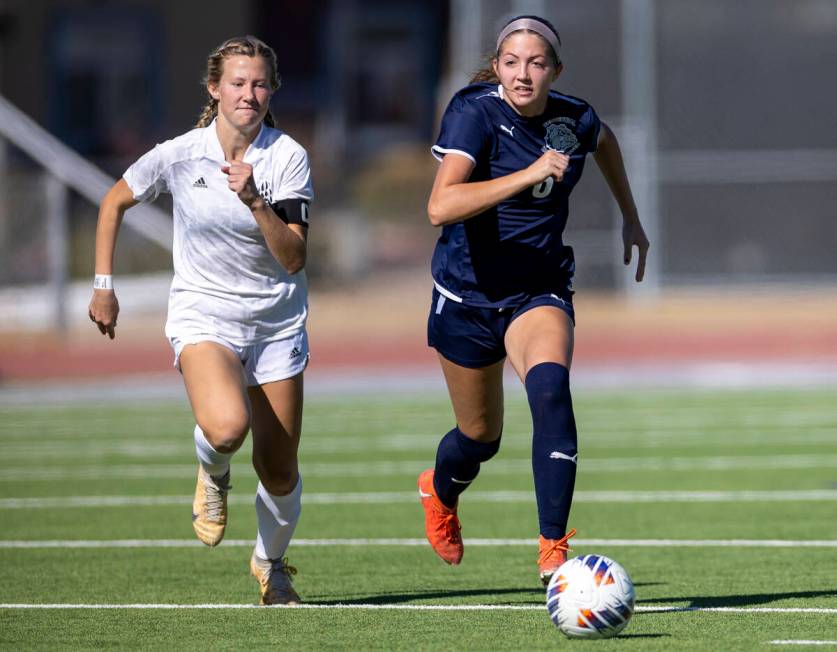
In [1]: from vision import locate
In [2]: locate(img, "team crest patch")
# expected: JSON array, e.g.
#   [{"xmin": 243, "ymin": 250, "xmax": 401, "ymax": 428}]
[{"xmin": 543, "ymin": 117, "xmax": 580, "ymax": 154}]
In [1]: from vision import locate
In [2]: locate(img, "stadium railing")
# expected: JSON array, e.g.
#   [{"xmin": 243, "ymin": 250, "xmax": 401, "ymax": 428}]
[{"xmin": 0, "ymin": 94, "xmax": 173, "ymax": 331}]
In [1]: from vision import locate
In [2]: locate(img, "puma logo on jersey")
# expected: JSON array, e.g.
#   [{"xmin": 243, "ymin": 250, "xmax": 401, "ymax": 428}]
[
  {"xmin": 192, "ymin": 177, "xmax": 207, "ymax": 188},
  {"xmin": 549, "ymin": 451, "xmax": 578, "ymax": 464},
  {"xmin": 499, "ymin": 125, "xmax": 515, "ymax": 138}
]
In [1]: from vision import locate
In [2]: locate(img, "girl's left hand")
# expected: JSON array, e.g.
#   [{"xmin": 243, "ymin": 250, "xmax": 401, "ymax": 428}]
[
  {"xmin": 221, "ymin": 161, "xmax": 261, "ymax": 208},
  {"xmin": 622, "ymin": 220, "xmax": 650, "ymax": 282}
]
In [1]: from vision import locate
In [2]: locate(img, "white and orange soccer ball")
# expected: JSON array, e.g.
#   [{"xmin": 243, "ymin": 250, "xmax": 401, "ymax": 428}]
[{"xmin": 545, "ymin": 554, "xmax": 636, "ymax": 639}]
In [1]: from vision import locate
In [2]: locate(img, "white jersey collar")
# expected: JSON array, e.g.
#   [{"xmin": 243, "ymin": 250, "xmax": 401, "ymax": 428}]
[{"xmin": 206, "ymin": 118, "xmax": 267, "ymax": 163}]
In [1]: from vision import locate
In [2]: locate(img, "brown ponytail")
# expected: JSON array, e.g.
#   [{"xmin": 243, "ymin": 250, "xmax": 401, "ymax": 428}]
[
  {"xmin": 470, "ymin": 52, "xmax": 500, "ymax": 84},
  {"xmin": 196, "ymin": 35, "xmax": 281, "ymax": 128}
]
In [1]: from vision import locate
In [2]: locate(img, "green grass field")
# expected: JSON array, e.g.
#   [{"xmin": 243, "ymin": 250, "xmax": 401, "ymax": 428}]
[{"xmin": 1, "ymin": 387, "xmax": 836, "ymax": 650}]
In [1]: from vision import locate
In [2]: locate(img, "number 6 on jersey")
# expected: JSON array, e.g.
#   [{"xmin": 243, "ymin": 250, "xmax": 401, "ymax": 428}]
[{"xmin": 533, "ymin": 177, "xmax": 554, "ymax": 198}]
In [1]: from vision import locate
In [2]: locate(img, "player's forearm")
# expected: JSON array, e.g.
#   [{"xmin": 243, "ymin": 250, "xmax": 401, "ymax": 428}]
[
  {"xmin": 94, "ymin": 194, "xmax": 127, "ymax": 274},
  {"xmin": 428, "ymin": 168, "xmax": 539, "ymax": 226},
  {"xmin": 250, "ymin": 201, "xmax": 307, "ymax": 274},
  {"xmin": 593, "ymin": 124, "xmax": 640, "ymax": 225}
]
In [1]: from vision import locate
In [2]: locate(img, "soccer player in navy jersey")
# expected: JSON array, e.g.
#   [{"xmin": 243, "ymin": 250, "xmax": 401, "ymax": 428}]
[{"xmin": 418, "ymin": 15, "xmax": 649, "ymax": 584}]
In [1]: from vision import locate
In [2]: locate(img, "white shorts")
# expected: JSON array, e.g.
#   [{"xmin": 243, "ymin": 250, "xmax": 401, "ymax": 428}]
[{"xmin": 169, "ymin": 330, "xmax": 309, "ymax": 386}]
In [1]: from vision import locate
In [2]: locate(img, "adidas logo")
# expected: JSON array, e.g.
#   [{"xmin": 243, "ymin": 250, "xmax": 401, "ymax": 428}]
[
  {"xmin": 193, "ymin": 177, "xmax": 207, "ymax": 188},
  {"xmin": 289, "ymin": 346, "xmax": 302, "ymax": 359}
]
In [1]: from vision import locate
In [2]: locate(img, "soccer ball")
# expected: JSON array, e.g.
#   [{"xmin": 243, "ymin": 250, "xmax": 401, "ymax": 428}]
[{"xmin": 546, "ymin": 554, "xmax": 636, "ymax": 639}]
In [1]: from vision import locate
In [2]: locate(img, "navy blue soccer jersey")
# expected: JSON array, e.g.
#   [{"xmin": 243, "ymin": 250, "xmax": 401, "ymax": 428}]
[{"xmin": 430, "ymin": 82, "xmax": 601, "ymax": 308}]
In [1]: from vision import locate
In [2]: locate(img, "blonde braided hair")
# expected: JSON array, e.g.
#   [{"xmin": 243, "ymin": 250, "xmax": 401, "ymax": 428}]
[{"xmin": 196, "ymin": 35, "xmax": 281, "ymax": 128}]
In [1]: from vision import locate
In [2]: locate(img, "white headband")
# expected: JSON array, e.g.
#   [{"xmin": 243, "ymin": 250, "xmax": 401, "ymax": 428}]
[{"xmin": 496, "ymin": 18, "xmax": 561, "ymax": 60}]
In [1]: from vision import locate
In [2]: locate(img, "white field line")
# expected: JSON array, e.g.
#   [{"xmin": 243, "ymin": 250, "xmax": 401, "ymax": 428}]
[
  {"xmin": 4, "ymin": 429, "xmax": 837, "ymax": 459},
  {"xmin": 0, "ymin": 603, "xmax": 834, "ymax": 614},
  {"xmin": 4, "ymin": 453, "xmax": 837, "ymax": 482},
  {"xmin": 770, "ymin": 642, "xmax": 837, "ymax": 646},
  {"xmin": 2, "ymin": 538, "xmax": 837, "ymax": 549},
  {"xmin": 3, "ymin": 489, "xmax": 837, "ymax": 510},
  {"xmin": 4, "ymin": 400, "xmax": 835, "ymax": 429},
  {"xmin": 4, "ymin": 422, "xmax": 836, "ymax": 446},
  {"xmin": 5, "ymin": 400, "xmax": 834, "ymax": 422},
  {"xmin": 3, "ymin": 409, "xmax": 836, "ymax": 448}
]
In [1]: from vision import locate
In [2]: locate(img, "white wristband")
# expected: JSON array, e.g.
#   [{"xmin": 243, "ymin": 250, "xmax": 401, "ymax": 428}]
[{"xmin": 93, "ymin": 274, "xmax": 113, "ymax": 290}]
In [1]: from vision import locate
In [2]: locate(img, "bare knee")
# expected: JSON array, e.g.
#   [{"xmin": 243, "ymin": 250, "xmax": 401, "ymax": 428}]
[
  {"xmin": 459, "ymin": 419, "xmax": 503, "ymax": 443},
  {"xmin": 201, "ymin": 415, "xmax": 250, "ymax": 454},
  {"xmin": 256, "ymin": 464, "xmax": 299, "ymax": 496}
]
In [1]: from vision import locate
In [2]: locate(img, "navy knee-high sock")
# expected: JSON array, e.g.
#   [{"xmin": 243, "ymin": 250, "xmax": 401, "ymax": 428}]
[
  {"xmin": 526, "ymin": 362, "xmax": 578, "ymax": 540},
  {"xmin": 433, "ymin": 427, "xmax": 501, "ymax": 508}
]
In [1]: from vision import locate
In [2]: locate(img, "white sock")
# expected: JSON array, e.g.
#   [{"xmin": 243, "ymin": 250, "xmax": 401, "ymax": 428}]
[
  {"xmin": 193, "ymin": 425, "xmax": 233, "ymax": 478},
  {"xmin": 254, "ymin": 476, "xmax": 302, "ymax": 561}
]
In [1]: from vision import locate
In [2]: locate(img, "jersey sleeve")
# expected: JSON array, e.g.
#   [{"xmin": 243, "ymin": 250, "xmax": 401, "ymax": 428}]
[
  {"xmin": 431, "ymin": 95, "xmax": 492, "ymax": 164},
  {"xmin": 578, "ymin": 103, "xmax": 602, "ymax": 154},
  {"xmin": 274, "ymin": 146, "xmax": 313, "ymax": 202},
  {"xmin": 122, "ymin": 144, "xmax": 170, "ymax": 202}
]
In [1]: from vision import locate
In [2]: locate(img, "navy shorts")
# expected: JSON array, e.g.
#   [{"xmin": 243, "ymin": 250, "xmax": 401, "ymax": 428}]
[{"xmin": 427, "ymin": 288, "xmax": 575, "ymax": 369}]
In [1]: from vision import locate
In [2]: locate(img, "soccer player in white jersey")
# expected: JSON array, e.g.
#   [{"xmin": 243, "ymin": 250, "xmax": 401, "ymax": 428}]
[{"xmin": 88, "ymin": 36, "xmax": 312, "ymax": 605}]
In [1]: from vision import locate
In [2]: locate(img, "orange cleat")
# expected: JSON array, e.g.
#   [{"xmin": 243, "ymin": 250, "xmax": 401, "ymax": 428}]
[
  {"xmin": 538, "ymin": 528, "xmax": 577, "ymax": 585},
  {"xmin": 418, "ymin": 469, "xmax": 463, "ymax": 565}
]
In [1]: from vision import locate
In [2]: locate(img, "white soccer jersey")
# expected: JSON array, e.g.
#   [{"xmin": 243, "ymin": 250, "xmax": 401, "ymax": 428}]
[{"xmin": 123, "ymin": 120, "xmax": 313, "ymax": 346}]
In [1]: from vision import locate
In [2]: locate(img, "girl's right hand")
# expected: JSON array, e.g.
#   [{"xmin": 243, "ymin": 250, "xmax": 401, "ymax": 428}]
[
  {"xmin": 88, "ymin": 290, "xmax": 120, "ymax": 340},
  {"xmin": 526, "ymin": 150, "xmax": 570, "ymax": 185}
]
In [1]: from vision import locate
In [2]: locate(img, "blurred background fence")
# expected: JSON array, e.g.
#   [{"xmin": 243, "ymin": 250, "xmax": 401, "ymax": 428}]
[{"xmin": 1, "ymin": 0, "xmax": 836, "ymax": 334}]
